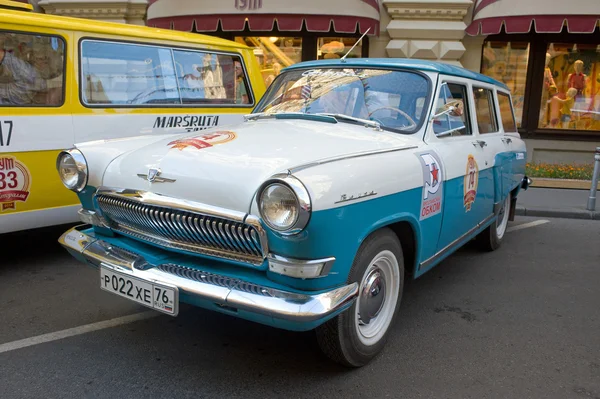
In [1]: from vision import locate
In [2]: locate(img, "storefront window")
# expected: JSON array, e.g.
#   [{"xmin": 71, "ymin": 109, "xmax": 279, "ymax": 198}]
[
  {"xmin": 538, "ymin": 43, "xmax": 600, "ymax": 132},
  {"xmin": 317, "ymin": 37, "xmax": 361, "ymax": 60},
  {"xmin": 481, "ymin": 41, "xmax": 530, "ymax": 127},
  {"xmin": 234, "ymin": 37, "xmax": 302, "ymax": 86}
]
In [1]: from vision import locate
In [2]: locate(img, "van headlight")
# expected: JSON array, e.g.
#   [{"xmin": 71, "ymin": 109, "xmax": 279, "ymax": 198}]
[
  {"xmin": 56, "ymin": 149, "xmax": 88, "ymax": 192},
  {"xmin": 257, "ymin": 174, "xmax": 311, "ymax": 235}
]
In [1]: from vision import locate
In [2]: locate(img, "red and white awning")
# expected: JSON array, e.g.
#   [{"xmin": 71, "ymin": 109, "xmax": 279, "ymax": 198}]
[
  {"xmin": 466, "ymin": 0, "xmax": 600, "ymax": 35},
  {"xmin": 147, "ymin": 0, "xmax": 380, "ymax": 35}
]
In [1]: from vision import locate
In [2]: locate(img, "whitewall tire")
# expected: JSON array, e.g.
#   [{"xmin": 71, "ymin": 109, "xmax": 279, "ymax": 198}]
[
  {"xmin": 315, "ymin": 228, "xmax": 404, "ymax": 367},
  {"xmin": 476, "ymin": 194, "xmax": 511, "ymax": 251}
]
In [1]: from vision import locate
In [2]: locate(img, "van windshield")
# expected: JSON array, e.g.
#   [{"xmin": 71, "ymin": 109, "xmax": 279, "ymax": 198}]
[{"xmin": 254, "ymin": 68, "xmax": 430, "ymax": 133}]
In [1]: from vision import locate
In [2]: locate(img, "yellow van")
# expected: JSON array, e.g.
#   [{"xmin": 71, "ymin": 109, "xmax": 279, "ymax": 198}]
[{"xmin": 0, "ymin": 0, "xmax": 266, "ymax": 234}]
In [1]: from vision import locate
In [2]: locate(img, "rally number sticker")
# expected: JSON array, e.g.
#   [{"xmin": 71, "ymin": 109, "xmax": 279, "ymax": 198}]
[
  {"xmin": 0, "ymin": 156, "xmax": 31, "ymax": 211},
  {"xmin": 0, "ymin": 121, "xmax": 14, "ymax": 147}
]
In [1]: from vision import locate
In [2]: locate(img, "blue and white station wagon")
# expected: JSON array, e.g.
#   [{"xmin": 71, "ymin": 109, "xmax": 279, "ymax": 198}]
[{"xmin": 57, "ymin": 58, "xmax": 531, "ymax": 367}]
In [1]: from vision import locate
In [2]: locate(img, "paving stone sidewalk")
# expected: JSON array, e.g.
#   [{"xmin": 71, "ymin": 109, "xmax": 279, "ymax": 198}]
[{"xmin": 516, "ymin": 186, "xmax": 600, "ymax": 220}]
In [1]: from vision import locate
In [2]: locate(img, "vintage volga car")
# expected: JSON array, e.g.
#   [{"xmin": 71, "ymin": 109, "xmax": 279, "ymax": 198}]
[{"xmin": 57, "ymin": 58, "xmax": 531, "ymax": 367}]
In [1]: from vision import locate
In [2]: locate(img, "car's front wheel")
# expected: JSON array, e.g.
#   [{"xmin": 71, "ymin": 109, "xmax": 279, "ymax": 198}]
[
  {"xmin": 315, "ymin": 228, "xmax": 404, "ymax": 367},
  {"xmin": 476, "ymin": 193, "xmax": 511, "ymax": 251}
]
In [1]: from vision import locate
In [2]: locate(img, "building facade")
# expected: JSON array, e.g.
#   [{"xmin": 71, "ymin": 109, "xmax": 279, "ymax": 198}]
[{"xmin": 19, "ymin": 0, "xmax": 600, "ymax": 164}]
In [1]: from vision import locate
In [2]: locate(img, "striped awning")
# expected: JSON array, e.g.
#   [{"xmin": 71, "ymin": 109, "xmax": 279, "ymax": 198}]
[
  {"xmin": 146, "ymin": 0, "xmax": 380, "ymax": 35},
  {"xmin": 466, "ymin": 0, "xmax": 600, "ymax": 35}
]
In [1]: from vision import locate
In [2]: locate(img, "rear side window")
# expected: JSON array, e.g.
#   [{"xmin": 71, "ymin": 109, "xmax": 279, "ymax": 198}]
[
  {"xmin": 472, "ymin": 87, "xmax": 498, "ymax": 134},
  {"xmin": 0, "ymin": 30, "xmax": 65, "ymax": 107},
  {"xmin": 497, "ymin": 92, "xmax": 517, "ymax": 132},
  {"xmin": 80, "ymin": 40, "xmax": 253, "ymax": 107}
]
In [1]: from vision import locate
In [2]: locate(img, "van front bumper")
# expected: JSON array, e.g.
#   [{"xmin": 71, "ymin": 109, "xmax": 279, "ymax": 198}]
[{"xmin": 58, "ymin": 225, "xmax": 358, "ymax": 330}]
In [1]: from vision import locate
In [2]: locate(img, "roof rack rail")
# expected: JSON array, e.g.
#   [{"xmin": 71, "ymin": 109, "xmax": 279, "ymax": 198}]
[{"xmin": 0, "ymin": 0, "xmax": 33, "ymax": 12}]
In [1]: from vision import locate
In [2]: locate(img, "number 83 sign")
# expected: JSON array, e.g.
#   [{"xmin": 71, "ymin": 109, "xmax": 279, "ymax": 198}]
[{"xmin": 0, "ymin": 156, "xmax": 31, "ymax": 212}]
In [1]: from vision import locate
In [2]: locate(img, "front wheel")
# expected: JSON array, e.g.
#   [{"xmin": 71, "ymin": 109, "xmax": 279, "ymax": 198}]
[
  {"xmin": 315, "ymin": 228, "xmax": 404, "ymax": 367},
  {"xmin": 476, "ymin": 194, "xmax": 511, "ymax": 251}
]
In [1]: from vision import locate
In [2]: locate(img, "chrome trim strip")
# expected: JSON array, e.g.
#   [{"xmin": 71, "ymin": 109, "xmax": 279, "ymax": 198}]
[
  {"xmin": 78, "ymin": 208, "xmax": 109, "ymax": 228},
  {"xmin": 419, "ymin": 213, "xmax": 495, "ymax": 270},
  {"xmin": 96, "ymin": 188, "xmax": 247, "ymax": 222},
  {"xmin": 59, "ymin": 225, "xmax": 358, "ymax": 322},
  {"xmin": 288, "ymin": 145, "xmax": 419, "ymax": 173}
]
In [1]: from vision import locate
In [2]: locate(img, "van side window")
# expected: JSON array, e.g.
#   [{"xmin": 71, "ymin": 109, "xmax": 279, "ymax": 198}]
[
  {"xmin": 432, "ymin": 82, "xmax": 471, "ymax": 137},
  {"xmin": 0, "ymin": 31, "xmax": 65, "ymax": 107},
  {"xmin": 497, "ymin": 92, "xmax": 518, "ymax": 132},
  {"xmin": 172, "ymin": 50, "xmax": 252, "ymax": 105},
  {"xmin": 80, "ymin": 40, "xmax": 253, "ymax": 107},
  {"xmin": 81, "ymin": 40, "xmax": 180, "ymax": 105},
  {"xmin": 472, "ymin": 87, "xmax": 499, "ymax": 134}
]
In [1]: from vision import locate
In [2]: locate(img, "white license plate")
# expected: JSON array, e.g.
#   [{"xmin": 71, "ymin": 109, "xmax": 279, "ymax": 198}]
[{"xmin": 100, "ymin": 266, "xmax": 178, "ymax": 316}]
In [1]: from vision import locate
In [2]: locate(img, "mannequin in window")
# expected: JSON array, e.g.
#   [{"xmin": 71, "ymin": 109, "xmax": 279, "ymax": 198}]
[
  {"xmin": 567, "ymin": 60, "xmax": 587, "ymax": 101},
  {"xmin": 540, "ymin": 53, "xmax": 556, "ymax": 127}
]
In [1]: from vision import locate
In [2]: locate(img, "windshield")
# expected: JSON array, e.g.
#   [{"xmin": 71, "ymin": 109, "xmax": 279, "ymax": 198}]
[{"xmin": 253, "ymin": 68, "xmax": 431, "ymax": 133}]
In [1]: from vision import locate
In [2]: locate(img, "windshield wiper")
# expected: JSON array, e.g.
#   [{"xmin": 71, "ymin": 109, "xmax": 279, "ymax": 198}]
[
  {"xmin": 244, "ymin": 112, "xmax": 337, "ymax": 124},
  {"xmin": 316, "ymin": 113, "xmax": 381, "ymax": 130}
]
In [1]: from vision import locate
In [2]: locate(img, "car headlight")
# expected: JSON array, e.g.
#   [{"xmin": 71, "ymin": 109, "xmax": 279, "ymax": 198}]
[
  {"xmin": 257, "ymin": 174, "xmax": 311, "ymax": 235},
  {"xmin": 56, "ymin": 149, "xmax": 88, "ymax": 192}
]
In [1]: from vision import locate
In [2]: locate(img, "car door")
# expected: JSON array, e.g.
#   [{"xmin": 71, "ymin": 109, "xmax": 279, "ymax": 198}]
[{"xmin": 424, "ymin": 76, "xmax": 496, "ymax": 253}]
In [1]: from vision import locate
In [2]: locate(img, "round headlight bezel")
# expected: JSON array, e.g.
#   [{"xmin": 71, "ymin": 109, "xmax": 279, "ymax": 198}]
[
  {"xmin": 56, "ymin": 148, "xmax": 88, "ymax": 192},
  {"xmin": 257, "ymin": 174, "xmax": 311, "ymax": 235}
]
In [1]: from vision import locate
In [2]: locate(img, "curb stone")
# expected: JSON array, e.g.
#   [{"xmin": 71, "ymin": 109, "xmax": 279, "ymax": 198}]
[{"xmin": 515, "ymin": 205, "xmax": 600, "ymax": 220}]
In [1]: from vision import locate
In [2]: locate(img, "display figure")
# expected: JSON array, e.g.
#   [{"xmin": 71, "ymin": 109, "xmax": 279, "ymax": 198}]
[
  {"xmin": 539, "ymin": 53, "xmax": 556, "ymax": 127},
  {"xmin": 567, "ymin": 59, "xmax": 587, "ymax": 100},
  {"xmin": 552, "ymin": 87, "xmax": 578, "ymax": 129}
]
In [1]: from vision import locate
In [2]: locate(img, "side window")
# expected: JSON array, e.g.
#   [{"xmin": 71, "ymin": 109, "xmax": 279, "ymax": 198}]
[
  {"xmin": 81, "ymin": 40, "xmax": 179, "ymax": 106},
  {"xmin": 172, "ymin": 50, "xmax": 252, "ymax": 105},
  {"xmin": 472, "ymin": 87, "xmax": 498, "ymax": 133},
  {"xmin": 497, "ymin": 92, "xmax": 518, "ymax": 132},
  {"xmin": 432, "ymin": 82, "xmax": 471, "ymax": 137},
  {"xmin": 0, "ymin": 31, "xmax": 65, "ymax": 107}
]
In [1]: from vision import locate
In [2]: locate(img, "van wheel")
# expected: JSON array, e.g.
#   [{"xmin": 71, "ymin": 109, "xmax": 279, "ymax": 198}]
[
  {"xmin": 315, "ymin": 228, "xmax": 404, "ymax": 367},
  {"xmin": 476, "ymin": 194, "xmax": 511, "ymax": 251}
]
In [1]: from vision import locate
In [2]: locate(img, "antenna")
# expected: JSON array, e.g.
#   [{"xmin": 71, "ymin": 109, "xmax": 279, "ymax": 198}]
[{"xmin": 341, "ymin": 27, "xmax": 371, "ymax": 63}]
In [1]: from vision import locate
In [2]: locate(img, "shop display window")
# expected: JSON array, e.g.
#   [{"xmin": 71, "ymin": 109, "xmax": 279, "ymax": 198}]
[
  {"xmin": 317, "ymin": 37, "xmax": 361, "ymax": 60},
  {"xmin": 481, "ymin": 41, "xmax": 530, "ymax": 127},
  {"xmin": 234, "ymin": 36, "xmax": 302, "ymax": 86},
  {"xmin": 538, "ymin": 43, "xmax": 600, "ymax": 132}
]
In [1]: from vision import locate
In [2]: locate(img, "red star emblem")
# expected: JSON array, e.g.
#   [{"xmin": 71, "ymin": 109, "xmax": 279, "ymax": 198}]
[{"xmin": 431, "ymin": 163, "xmax": 439, "ymax": 185}]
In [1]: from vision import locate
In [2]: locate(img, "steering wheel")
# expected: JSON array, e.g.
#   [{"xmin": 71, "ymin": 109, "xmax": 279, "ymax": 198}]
[{"xmin": 369, "ymin": 106, "xmax": 417, "ymax": 130}]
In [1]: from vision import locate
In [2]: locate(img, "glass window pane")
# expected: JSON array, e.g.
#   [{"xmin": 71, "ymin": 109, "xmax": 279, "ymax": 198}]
[
  {"xmin": 538, "ymin": 43, "xmax": 600, "ymax": 132},
  {"xmin": 173, "ymin": 50, "xmax": 251, "ymax": 105},
  {"xmin": 498, "ymin": 92, "xmax": 517, "ymax": 132},
  {"xmin": 481, "ymin": 41, "xmax": 530, "ymax": 127},
  {"xmin": 432, "ymin": 83, "xmax": 471, "ymax": 137},
  {"xmin": 234, "ymin": 37, "xmax": 302, "ymax": 86},
  {"xmin": 81, "ymin": 41, "xmax": 179, "ymax": 106},
  {"xmin": 317, "ymin": 37, "xmax": 362, "ymax": 60},
  {"xmin": 255, "ymin": 68, "xmax": 430, "ymax": 134},
  {"xmin": 473, "ymin": 87, "xmax": 498, "ymax": 133},
  {"xmin": 0, "ymin": 31, "xmax": 65, "ymax": 106}
]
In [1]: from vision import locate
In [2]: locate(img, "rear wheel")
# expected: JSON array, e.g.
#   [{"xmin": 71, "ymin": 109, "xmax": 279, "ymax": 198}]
[
  {"xmin": 315, "ymin": 228, "xmax": 404, "ymax": 367},
  {"xmin": 476, "ymin": 194, "xmax": 511, "ymax": 251}
]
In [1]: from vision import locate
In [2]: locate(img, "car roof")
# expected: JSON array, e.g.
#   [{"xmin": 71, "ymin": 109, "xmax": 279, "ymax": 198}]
[{"xmin": 283, "ymin": 58, "xmax": 509, "ymax": 90}]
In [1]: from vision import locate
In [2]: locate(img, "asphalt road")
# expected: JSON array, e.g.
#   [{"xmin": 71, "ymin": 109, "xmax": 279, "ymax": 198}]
[{"xmin": 1, "ymin": 217, "xmax": 599, "ymax": 399}]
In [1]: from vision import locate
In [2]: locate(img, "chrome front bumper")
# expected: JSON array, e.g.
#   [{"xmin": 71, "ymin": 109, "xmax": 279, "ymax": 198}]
[{"xmin": 58, "ymin": 225, "xmax": 358, "ymax": 325}]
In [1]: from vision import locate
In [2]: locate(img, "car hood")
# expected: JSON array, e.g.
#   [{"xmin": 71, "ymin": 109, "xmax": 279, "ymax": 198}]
[{"xmin": 102, "ymin": 118, "xmax": 420, "ymax": 213}]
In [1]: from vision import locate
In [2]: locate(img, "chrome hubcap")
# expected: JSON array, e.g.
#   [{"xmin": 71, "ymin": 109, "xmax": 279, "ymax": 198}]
[
  {"xmin": 358, "ymin": 269, "xmax": 386, "ymax": 325},
  {"xmin": 354, "ymin": 250, "xmax": 400, "ymax": 346}
]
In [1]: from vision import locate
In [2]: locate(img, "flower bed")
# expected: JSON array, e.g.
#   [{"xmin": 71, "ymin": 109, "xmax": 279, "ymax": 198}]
[{"xmin": 526, "ymin": 162, "xmax": 595, "ymax": 180}]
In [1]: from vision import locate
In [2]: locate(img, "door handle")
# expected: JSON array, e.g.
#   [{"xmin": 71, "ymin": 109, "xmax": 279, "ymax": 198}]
[
  {"xmin": 501, "ymin": 137, "xmax": 512, "ymax": 144},
  {"xmin": 472, "ymin": 140, "xmax": 487, "ymax": 148}
]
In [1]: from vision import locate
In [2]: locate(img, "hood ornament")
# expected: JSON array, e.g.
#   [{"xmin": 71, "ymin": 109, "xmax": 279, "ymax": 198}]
[{"xmin": 137, "ymin": 168, "xmax": 176, "ymax": 183}]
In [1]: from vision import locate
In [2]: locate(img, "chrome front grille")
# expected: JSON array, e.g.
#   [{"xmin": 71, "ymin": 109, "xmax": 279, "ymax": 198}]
[{"xmin": 96, "ymin": 193, "xmax": 266, "ymax": 265}]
